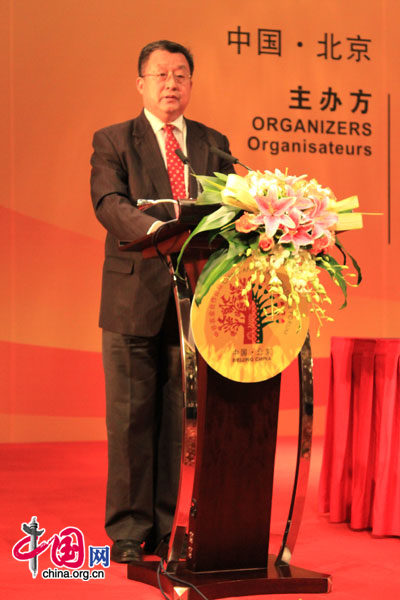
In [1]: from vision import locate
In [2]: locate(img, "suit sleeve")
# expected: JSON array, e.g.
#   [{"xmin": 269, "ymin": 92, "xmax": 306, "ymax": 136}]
[
  {"xmin": 90, "ymin": 129, "xmax": 157, "ymax": 241},
  {"xmin": 219, "ymin": 134, "xmax": 236, "ymax": 176}
]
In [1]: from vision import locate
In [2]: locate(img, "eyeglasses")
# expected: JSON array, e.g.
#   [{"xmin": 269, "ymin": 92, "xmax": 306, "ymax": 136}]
[{"xmin": 141, "ymin": 71, "xmax": 191, "ymax": 85}]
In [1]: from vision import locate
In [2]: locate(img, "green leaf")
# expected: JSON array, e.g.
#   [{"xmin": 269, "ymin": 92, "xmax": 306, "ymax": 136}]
[
  {"xmin": 317, "ymin": 254, "xmax": 348, "ymax": 309},
  {"xmin": 212, "ymin": 172, "xmax": 229, "ymax": 182},
  {"xmin": 194, "ymin": 205, "xmax": 239, "ymax": 232},
  {"xmin": 195, "ymin": 247, "xmax": 246, "ymax": 305},
  {"xmin": 196, "ymin": 190, "xmax": 222, "ymax": 205},
  {"xmin": 335, "ymin": 238, "xmax": 362, "ymax": 284},
  {"xmin": 176, "ymin": 205, "xmax": 240, "ymax": 270},
  {"xmin": 194, "ymin": 226, "xmax": 253, "ymax": 304},
  {"xmin": 196, "ymin": 174, "xmax": 227, "ymax": 192},
  {"xmin": 219, "ymin": 227, "xmax": 258, "ymax": 254},
  {"xmin": 249, "ymin": 233, "xmax": 261, "ymax": 250},
  {"xmin": 196, "ymin": 173, "xmax": 230, "ymax": 204},
  {"xmin": 219, "ymin": 227, "xmax": 245, "ymax": 243}
]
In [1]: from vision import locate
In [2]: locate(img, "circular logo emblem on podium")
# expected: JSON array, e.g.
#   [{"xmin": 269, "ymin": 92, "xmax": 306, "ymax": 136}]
[{"xmin": 191, "ymin": 260, "xmax": 309, "ymax": 382}]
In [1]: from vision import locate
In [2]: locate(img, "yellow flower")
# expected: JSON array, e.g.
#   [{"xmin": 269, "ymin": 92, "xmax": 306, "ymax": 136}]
[{"xmin": 221, "ymin": 174, "xmax": 260, "ymax": 213}]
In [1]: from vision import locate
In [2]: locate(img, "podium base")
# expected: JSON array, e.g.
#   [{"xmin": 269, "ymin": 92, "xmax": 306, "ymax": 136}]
[{"xmin": 127, "ymin": 555, "xmax": 332, "ymax": 598}]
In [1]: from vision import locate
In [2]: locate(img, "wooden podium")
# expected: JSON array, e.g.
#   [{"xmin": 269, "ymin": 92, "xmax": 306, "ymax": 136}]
[{"xmin": 122, "ymin": 202, "xmax": 331, "ymax": 599}]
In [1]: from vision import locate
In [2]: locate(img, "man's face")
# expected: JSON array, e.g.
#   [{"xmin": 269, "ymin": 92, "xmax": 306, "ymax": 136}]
[{"xmin": 136, "ymin": 49, "xmax": 192, "ymax": 123}]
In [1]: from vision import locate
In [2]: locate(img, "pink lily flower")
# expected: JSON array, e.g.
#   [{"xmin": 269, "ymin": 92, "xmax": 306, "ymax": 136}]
[
  {"xmin": 285, "ymin": 184, "xmax": 314, "ymax": 211},
  {"xmin": 308, "ymin": 197, "xmax": 338, "ymax": 239},
  {"xmin": 279, "ymin": 224, "xmax": 313, "ymax": 248},
  {"xmin": 277, "ymin": 206, "xmax": 313, "ymax": 248},
  {"xmin": 253, "ymin": 185, "xmax": 296, "ymax": 238},
  {"xmin": 286, "ymin": 204, "xmax": 313, "ymax": 231}
]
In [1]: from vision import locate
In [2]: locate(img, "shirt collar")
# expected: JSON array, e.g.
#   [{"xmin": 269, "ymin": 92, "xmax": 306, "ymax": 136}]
[{"xmin": 144, "ymin": 108, "xmax": 185, "ymax": 134}]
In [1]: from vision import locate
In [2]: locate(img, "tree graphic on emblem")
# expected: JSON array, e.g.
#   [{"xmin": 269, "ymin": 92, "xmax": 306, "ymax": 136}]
[{"xmin": 217, "ymin": 278, "xmax": 284, "ymax": 344}]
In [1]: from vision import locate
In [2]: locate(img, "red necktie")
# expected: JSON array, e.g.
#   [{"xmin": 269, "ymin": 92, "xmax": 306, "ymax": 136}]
[{"xmin": 164, "ymin": 124, "xmax": 187, "ymax": 209}]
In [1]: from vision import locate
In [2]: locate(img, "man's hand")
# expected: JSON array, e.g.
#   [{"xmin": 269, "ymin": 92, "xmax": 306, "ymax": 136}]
[{"xmin": 147, "ymin": 220, "xmax": 164, "ymax": 234}]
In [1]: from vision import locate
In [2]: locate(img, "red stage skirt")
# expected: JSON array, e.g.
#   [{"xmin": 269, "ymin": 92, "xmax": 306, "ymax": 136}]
[{"xmin": 319, "ymin": 337, "xmax": 400, "ymax": 536}]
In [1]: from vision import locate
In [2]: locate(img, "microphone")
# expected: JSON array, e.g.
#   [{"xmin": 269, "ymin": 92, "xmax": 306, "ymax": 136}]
[
  {"xmin": 175, "ymin": 148, "xmax": 190, "ymax": 166},
  {"xmin": 209, "ymin": 146, "xmax": 252, "ymax": 171},
  {"xmin": 174, "ymin": 149, "xmax": 203, "ymax": 197}
]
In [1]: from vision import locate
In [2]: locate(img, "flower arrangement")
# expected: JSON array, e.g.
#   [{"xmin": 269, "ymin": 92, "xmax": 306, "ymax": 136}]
[{"xmin": 178, "ymin": 169, "xmax": 362, "ymax": 331}]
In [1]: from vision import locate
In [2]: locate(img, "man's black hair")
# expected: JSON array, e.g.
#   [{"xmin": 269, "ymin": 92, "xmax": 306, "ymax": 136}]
[{"xmin": 138, "ymin": 40, "xmax": 194, "ymax": 76}]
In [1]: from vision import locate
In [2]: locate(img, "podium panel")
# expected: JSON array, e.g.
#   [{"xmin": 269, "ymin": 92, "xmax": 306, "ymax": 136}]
[
  {"xmin": 187, "ymin": 362, "xmax": 281, "ymax": 571},
  {"xmin": 123, "ymin": 207, "xmax": 331, "ymax": 597}
]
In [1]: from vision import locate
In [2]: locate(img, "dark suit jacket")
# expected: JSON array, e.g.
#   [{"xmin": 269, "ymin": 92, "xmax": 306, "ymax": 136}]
[{"xmin": 90, "ymin": 110, "xmax": 234, "ymax": 336}]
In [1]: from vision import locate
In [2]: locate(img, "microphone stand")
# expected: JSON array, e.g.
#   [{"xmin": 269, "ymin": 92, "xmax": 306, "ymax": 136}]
[
  {"xmin": 209, "ymin": 146, "xmax": 253, "ymax": 171},
  {"xmin": 174, "ymin": 149, "xmax": 203, "ymax": 197}
]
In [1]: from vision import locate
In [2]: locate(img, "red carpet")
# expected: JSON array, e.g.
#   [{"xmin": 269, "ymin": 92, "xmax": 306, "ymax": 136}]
[{"xmin": 1, "ymin": 438, "xmax": 399, "ymax": 599}]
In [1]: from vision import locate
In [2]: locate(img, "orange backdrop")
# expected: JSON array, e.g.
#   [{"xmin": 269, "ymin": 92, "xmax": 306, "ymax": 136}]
[{"xmin": 1, "ymin": 0, "xmax": 399, "ymax": 442}]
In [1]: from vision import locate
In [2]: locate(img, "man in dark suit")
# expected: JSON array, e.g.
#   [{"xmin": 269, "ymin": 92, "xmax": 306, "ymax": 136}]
[{"xmin": 90, "ymin": 40, "xmax": 234, "ymax": 563}]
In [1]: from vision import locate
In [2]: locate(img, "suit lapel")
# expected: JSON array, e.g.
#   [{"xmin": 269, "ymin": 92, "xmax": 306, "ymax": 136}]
[{"xmin": 186, "ymin": 119, "xmax": 209, "ymax": 199}]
